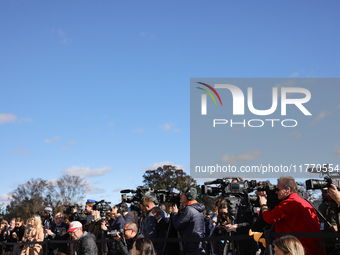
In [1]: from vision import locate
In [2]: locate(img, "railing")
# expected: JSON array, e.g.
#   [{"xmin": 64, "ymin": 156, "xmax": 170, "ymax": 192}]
[{"xmin": 1, "ymin": 231, "xmax": 339, "ymax": 255}]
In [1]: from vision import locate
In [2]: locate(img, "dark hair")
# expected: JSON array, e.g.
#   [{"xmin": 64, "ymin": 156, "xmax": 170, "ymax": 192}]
[
  {"xmin": 217, "ymin": 202, "xmax": 231, "ymax": 224},
  {"xmin": 135, "ymin": 238, "xmax": 157, "ymax": 255}
]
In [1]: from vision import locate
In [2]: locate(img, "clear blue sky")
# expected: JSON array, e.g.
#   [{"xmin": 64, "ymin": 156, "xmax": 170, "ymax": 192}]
[{"xmin": 0, "ymin": 0, "xmax": 339, "ymax": 206}]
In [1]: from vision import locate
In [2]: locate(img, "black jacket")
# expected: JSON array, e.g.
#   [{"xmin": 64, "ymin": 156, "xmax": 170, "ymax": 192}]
[
  {"xmin": 47, "ymin": 221, "xmax": 69, "ymax": 254},
  {"xmin": 115, "ymin": 233, "xmax": 144, "ymax": 255},
  {"xmin": 172, "ymin": 202, "xmax": 205, "ymax": 253},
  {"xmin": 76, "ymin": 231, "xmax": 97, "ymax": 255}
]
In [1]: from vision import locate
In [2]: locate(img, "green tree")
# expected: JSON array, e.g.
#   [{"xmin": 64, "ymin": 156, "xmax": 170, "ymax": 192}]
[
  {"xmin": 143, "ymin": 165, "xmax": 197, "ymax": 191},
  {"xmin": 142, "ymin": 165, "xmax": 212, "ymax": 209}
]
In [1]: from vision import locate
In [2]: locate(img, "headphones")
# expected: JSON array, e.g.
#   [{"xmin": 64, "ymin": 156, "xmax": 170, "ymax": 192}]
[
  {"xmin": 116, "ymin": 204, "xmax": 122, "ymax": 214},
  {"xmin": 185, "ymin": 187, "xmax": 193, "ymax": 200}
]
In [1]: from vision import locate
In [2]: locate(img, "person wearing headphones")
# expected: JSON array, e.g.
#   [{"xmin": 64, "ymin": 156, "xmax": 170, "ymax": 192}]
[{"xmin": 172, "ymin": 187, "xmax": 206, "ymax": 255}]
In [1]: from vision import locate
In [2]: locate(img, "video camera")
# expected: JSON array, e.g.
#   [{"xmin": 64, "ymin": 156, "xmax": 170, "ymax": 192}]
[
  {"xmin": 63, "ymin": 204, "xmax": 84, "ymax": 215},
  {"xmin": 306, "ymin": 177, "xmax": 340, "ymax": 190},
  {"xmin": 156, "ymin": 188, "xmax": 181, "ymax": 206},
  {"xmin": 92, "ymin": 200, "xmax": 111, "ymax": 222},
  {"xmin": 306, "ymin": 164, "xmax": 340, "ymax": 190},
  {"xmin": 121, "ymin": 186, "xmax": 158, "ymax": 203},
  {"xmin": 201, "ymin": 177, "xmax": 258, "ymax": 197}
]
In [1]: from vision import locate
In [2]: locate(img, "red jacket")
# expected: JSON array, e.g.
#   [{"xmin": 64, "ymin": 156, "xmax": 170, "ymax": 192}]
[{"xmin": 263, "ymin": 193, "xmax": 324, "ymax": 255}]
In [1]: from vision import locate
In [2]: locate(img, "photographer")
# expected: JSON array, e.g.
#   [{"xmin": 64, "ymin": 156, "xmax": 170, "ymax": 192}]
[
  {"xmin": 258, "ymin": 176, "xmax": 324, "ymax": 255},
  {"xmin": 113, "ymin": 222, "xmax": 143, "ymax": 255},
  {"xmin": 85, "ymin": 207, "xmax": 105, "ymax": 255},
  {"xmin": 211, "ymin": 202, "xmax": 231, "ymax": 255},
  {"xmin": 172, "ymin": 187, "xmax": 206, "ymax": 255},
  {"xmin": 328, "ymin": 184, "xmax": 340, "ymax": 205},
  {"xmin": 319, "ymin": 188, "xmax": 340, "ymax": 254},
  {"xmin": 84, "ymin": 200, "xmax": 96, "ymax": 226},
  {"xmin": 140, "ymin": 197, "xmax": 168, "ymax": 255},
  {"xmin": 44, "ymin": 212, "xmax": 69, "ymax": 255},
  {"xmin": 4, "ymin": 219, "xmax": 17, "ymax": 253},
  {"xmin": 101, "ymin": 204, "xmax": 126, "ymax": 255},
  {"xmin": 43, "ymin": 205, "xmax": 54, "ymax": 232}
]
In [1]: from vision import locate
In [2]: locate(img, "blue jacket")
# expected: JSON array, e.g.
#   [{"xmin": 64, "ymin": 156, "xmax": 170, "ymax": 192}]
[
  {"xmin": 108, "ymin": 215, "xmax": 126, "ymax": 254},
  {"xmin": 142, "ymin": 207, "xmax": 168, "ymax": 255},
  {"xmin": 172, "ymin": 202, "xmax": 206, "ymax": 253}
]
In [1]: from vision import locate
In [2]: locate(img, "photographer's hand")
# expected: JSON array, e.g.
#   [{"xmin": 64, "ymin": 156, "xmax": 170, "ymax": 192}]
[
  {"xmin": 113, "ymin": 234, "xmax": 122, "ymax": 242},
  {"xmin": 225, "ymin": 224, "xmax": 237, "ymax": 232},
  {"xmin": 328, "ymin": 184, "xmax": 340, "ymax": 206},
  {"xmin": 172, "ymin": 204, "xmax": 178, "ymax": 213},
  {"xmin": 258, "ymin": 193, "xmax": 268, "ymax": 213},
  {"xmin": 100, "ymin": 222, "xmax": 108, "ymax": 231}
]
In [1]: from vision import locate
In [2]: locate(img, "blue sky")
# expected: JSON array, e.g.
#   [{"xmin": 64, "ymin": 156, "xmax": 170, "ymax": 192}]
[{"xmin": 0, "ymin": 0, "xmax": 339, "ymax": 206}]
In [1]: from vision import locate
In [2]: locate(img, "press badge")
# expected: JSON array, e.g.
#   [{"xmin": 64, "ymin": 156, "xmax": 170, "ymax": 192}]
[{"xmin": 320, "ymin": 222, "xmax": 324, "ymax": 231}]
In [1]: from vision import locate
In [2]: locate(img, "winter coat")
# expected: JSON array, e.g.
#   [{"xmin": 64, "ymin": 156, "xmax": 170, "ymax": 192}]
[
  {"xmin": 263, "ymin": 193, "xmax": 324, "ymax": 255},
  {"xmin": 172, "ymin": 201, "xmax": 206, "ymax": 253},
  {"xmin": 75, "ymin": 231, "xmax": 97, "ymax": 255}
]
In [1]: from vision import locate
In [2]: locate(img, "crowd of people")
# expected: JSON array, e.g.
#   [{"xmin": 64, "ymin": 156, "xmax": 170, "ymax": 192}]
[{"xmin": 1, "ymin": 176, "xmax": 340, "ymax": 255}]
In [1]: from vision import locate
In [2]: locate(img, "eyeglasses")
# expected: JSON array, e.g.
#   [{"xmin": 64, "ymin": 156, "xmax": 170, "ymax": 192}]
[
  {"xmin": 55, "ymin": 217, "xmax": 63, "ymax": 219},
  {"xmin": 70, "ymin": 229, "xmax": 79, "ymax": 235},
  {"xmin": 124, "ymin": 229, "xmax": 132, "ymax": 231},
  {"xmin": 221, "ymin": 212, "xmax": 228, "ymax": 216}
]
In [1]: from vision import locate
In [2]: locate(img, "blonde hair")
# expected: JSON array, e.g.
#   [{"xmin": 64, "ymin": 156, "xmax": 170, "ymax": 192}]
[
  {"xmin": 33, "ymin": 215, "xmax": 43, "ymax": 232},
  {"xmin": 274, "ymin": 235, "xmax": 304, "ymax": 255}
]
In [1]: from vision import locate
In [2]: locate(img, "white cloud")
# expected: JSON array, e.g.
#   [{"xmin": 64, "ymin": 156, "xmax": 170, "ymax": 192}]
[
  {"xmin": 310, "ymin": 111, "xmax": 330, "ymax": 125},
  {"xmin": 0, "ymin": 113, "xmax": 17, "ymax": 124},
  {"xmin": 0, "ymin": 193, "xmax": 12, "ymax": 204},
  {"xmin": 159, "ymin": 123, "xmax": 181, "ymax": 132},
  {"xmin": 58, "ymin": 29, "xmax": 73, "ymax": 44},
  {"xmin": 9, "ymin": 148, "xmax": 31, "ymax": 155},
  {"xmin": 61, "ymin": 147, "xmax": 71, "ymax": 151},
  {"xmin": 283, "ymin": 131, "xmax": 301, "ymax": 142},
  {"xmin": 113, "ymin": 188, "xmax": 122, "ymax": 192},
  {"xmin": 140, "ymin": 161, "xmax": 186, "ymax": 171},
  {"xmin": 334, "ymin": 145, "xmax": 340, "ymax": 156},
  {"xmin": 62, "ymin": 166, "xmax": 113, "ymax": 178},
  {"xmin": 133, "ymin": 129, "xmax": 144, "ymax": 133},
  {"xmin": 44, "ymin": 136, "xmax": 62, "ymax": 143},
  {"xmin": 220, "ymin": 150, "xmax": 263, "ymax": 165},
  {"xmin": 0, "ymin": 114, "xmax": 32, "ymax": 125},
  {"xmin": 85, "ymin": 180, "xmax": 106, "ymax": 194},
  {"xmin": 290, "ymin": 72, "xmax": 299, "ymax": 77},
  {"xmin": 67, "ymin": 140, "xmax": 77, "ymax": 144}
]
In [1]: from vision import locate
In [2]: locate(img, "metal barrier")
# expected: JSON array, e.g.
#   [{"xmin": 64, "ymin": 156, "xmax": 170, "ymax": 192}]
[{"xmin": 1, "ymin": 231, "xmax": 339, "ymax": 255}]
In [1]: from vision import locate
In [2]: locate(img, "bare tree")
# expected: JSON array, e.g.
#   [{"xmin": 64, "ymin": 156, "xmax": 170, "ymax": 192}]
[{"xmin": 6, "ymin": 175, "xmax": 89, "ymax": 220}]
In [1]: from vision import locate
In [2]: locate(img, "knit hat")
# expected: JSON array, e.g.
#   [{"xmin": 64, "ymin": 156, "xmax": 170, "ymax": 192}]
[{"xmin": 44, "ymin": 205, "xmax": 53, "ymax": 214}]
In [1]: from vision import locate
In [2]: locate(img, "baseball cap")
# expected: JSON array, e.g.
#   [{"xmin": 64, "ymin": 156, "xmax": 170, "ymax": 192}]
[{"xmin": 67, "ymin": 221, "xmax": 82, "ymax": 233}]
